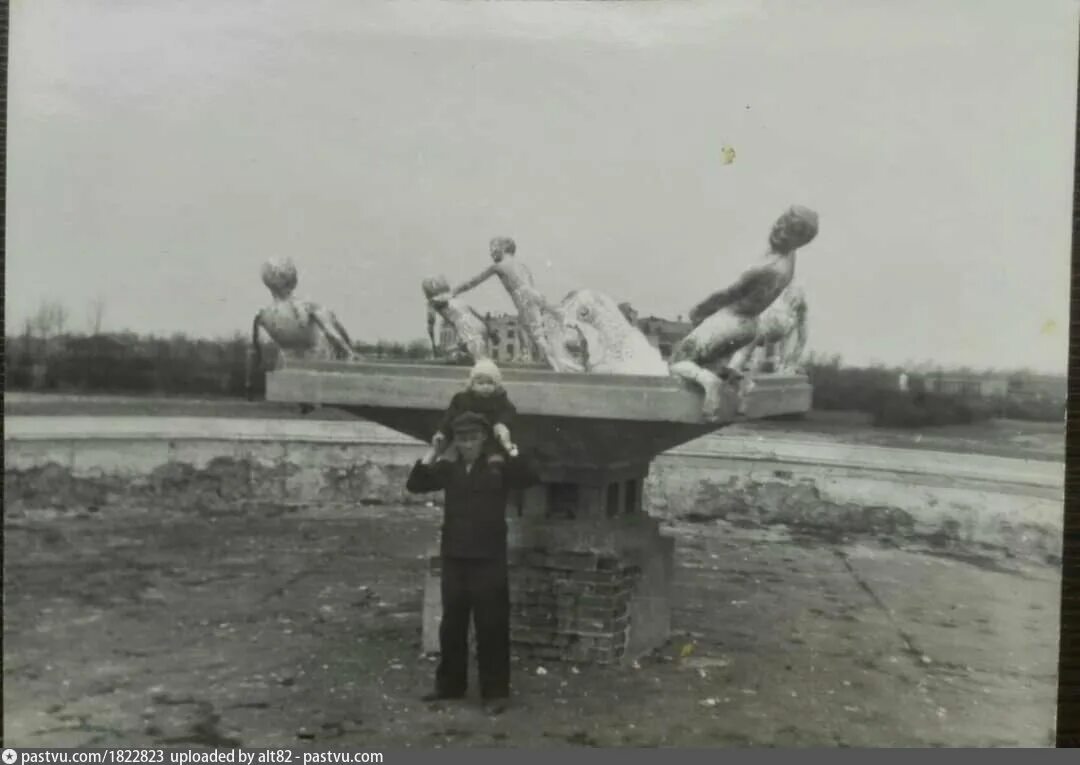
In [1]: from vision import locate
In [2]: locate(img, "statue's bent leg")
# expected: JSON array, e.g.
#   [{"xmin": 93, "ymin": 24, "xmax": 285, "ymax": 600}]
[
  {"xmin": 728, "ymin": 344, "xmax": 756, "ymax": 376},
  {"xmin": 670, "ymin": 360, "xmax": 728, "ymax": 422},
  {"xmin": 717, "ymin": 359, "xmax": 755, "ymax": 415}
]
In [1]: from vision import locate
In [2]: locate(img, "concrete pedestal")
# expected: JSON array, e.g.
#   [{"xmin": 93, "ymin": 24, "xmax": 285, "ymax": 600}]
[
  {"xmin": 264, "ymin": 361, "xmax": 812, "ymax": 665},
  {"xmin": 422, "ymin": 463, "xmax": 675, "ymax": 664}
]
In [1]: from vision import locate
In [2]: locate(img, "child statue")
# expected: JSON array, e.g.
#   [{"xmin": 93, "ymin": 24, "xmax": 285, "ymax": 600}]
[
  {"xmin": 450, "ymin": 237, "xmax": 579, "ymax": 372},
  {"xmin": 738, "ymin": 284, "xmax": 809, "ymax": 375},
  {"xmin": 246, "ymin": 257, "xmax": 358, "ymax": 398},
  {"xmin": 423, "ymin": 275, "xmax": 494, "ymax": 363},
  {"xmin": 669, "ymin": 206, "xmax": 819, "ymax": 420}
]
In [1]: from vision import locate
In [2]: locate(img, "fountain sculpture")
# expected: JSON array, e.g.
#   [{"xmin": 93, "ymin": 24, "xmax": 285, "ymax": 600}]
[{"xmin": 262, "ymin": 207, "xmax": 817, "ymax": 664}]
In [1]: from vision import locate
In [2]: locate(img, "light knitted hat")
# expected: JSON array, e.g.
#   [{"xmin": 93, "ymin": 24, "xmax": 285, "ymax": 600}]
[{"xmin": 469, "ymin": 359, "xmax": 503, "ymax": 386}]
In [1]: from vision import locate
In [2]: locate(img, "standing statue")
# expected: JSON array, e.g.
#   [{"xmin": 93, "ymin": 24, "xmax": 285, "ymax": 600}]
[
  {"xmin": 669, "ymin": 206, "xmax": 819, "ymax": 420},
  {"xmin": 557, "ymin": 289, "xmax": 668, "ymax": 376},
  {"xmin": 423, "ymin": 275, "xmax": 494, "ymax": 363},
  {"xmin": 450, "ymin": 237, "xmax": 580, "ymax": 372},
  {"xmin": 247, "ymin": 257, "xmax": 358, "ymax": 398},
  {"xmin": 737, "ymin": 284, "xmax": 809, "ymax": 375}
]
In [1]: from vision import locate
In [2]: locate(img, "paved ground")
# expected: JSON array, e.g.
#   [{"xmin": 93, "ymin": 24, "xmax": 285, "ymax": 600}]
[{"xmin": 3, "ymin": 503, "xmax": 1060, "ymax": 748}]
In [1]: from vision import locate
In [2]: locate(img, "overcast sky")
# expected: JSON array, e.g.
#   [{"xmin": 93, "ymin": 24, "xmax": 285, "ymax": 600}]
[{"xmin": 7, "ymin": 0, "xmax": 1078, "ymax": 372}]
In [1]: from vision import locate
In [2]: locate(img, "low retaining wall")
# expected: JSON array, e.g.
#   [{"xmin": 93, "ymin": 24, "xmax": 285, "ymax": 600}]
[
  {"xmin": 647, "ymin": 455, "xmax": 1063, "ymax": 561},
  {"xmin": 4, "ymin": 416, "xmax": 1064, "ymax": 561},
  {"xmin": 3, "ymin": 417, "xmax": 428, "ymax": 514}
]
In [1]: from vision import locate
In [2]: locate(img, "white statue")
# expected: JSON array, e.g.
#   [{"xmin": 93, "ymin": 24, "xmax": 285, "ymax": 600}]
[
  {"xmin": 247, "ymin": 257, "xmax": 358, "ymax": 399},
  {"xmin": 736, "ymin": 284, "xmax": 809, "ymax": 375},
  {"xmin": 450, "ymin": 237, "xmax": 580, "ymax": 372},
  {"xmin": 670, "ymin": 206, "xmax": 819, "ymax": 420},
  {"xmin": 423, "ymin": 275, "xmax": 493, "ymax": 363}
]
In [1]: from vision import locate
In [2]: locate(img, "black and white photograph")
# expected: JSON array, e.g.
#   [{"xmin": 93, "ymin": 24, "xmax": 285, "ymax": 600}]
[{"xmin": 4, "ymin": 0, "xmax": 1078, "ymax": 750}]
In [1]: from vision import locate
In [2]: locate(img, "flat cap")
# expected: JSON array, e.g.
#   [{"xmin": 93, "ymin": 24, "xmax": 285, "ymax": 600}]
[{"xmin": 450, "ymin": 411, "xmax": 491, "ymax": 434}]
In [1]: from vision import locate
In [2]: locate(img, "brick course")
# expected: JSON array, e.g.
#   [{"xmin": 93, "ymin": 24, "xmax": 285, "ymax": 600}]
[{"xmin": 506, "ymin": 549, "xmax": 640, "ymax": 664}]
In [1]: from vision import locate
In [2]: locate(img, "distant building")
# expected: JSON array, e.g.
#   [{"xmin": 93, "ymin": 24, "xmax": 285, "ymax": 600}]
[
  {"xmin": 486, "ymin": 313, "xmax": 537, "ymax": 365},
  {"xmin": 438, "ymin": 312, "xmax": 538, "ymax": 365},
  {"xmin": 916, "ymin": 370, "xmax": 1066, "ymax": 403},
  {"xmin": 636, "ymin": 315, "xmax": 691, "ymax": 359},
  {"xmin": 922, "ymin": 373, "xmax": 1010, "ymax": 398},
  {"xmin": 1007, "ymin": 373, "xmax": 1068, "ymax": 402}
]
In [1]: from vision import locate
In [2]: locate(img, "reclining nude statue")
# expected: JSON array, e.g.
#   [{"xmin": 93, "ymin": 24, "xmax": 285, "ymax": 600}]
[
  {"xmin": 247, "ymin": 257, "xmax": 358, "ymax": 398},
  {"xmin": 422, "ymin": 275, "xmax": 494, "ymax": 363},
  {"xmin": 669, "ymin": 205, "xmax": 819, "ymax": 420},
  {"xmin": 737, "ymin": 283, "xmax": 809, "ymax": 375}
]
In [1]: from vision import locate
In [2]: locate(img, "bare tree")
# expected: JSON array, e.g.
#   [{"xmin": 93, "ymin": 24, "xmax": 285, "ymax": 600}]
[
  {"xmin": 30, "ymin": 300, "xmax": 69, "ymax": 339},
  {"xmin": 28, "ymin": 307, "xmax": 48, "ymax": 338},
  {"xmin": 53, "ymin": 302, "xmax": 68, "ymax": 336},
  {"xmin": 87, "ymin": 296, "xmax": 106, "ymax": 335}
]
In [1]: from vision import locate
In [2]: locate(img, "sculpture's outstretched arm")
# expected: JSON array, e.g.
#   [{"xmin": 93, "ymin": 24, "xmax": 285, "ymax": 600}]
[
  {"xmin": 246, "ymin": 313, "xmax": 264, "ymax": 400},
  {"xmin": 467, "ymin": 305, "xmax": 494, "ymax": 345},
  {"xmin": 331, "ymin": 314, "xmax": 356, "ymax": 351},
  {"xmin": 687, "ymin": 266, "xmax": 765, "ymax": 326},
  {"xmin": 465, "ymin": 307, "xmax": 499, "ymax": 361},
  {"xmin": 468, "ymin": 305, "xmax": 487, "ymax": 325},
  {"xmin": 310, "ymin": 307, "xmax": 355, "ymax": 359},
  {"xmin": 450, "ymin": 265, "xmax": 498, "ymax": 298}
]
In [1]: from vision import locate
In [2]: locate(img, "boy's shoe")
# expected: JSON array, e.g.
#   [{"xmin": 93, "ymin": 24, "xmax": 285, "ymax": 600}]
[{"xmin": 482, "ymin": 698, "xmax": 509, "ymax": 715}]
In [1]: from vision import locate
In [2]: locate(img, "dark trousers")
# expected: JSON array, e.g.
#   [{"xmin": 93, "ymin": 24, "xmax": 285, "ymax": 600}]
[{"xmin": 436, "ymin": 556, "xmax": 510, "ymax": 700}]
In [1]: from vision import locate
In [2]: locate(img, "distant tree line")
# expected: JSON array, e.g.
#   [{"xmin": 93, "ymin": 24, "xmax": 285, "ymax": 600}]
[
  {"xmin": 805, "ymin": 354, "xmax": 1063, "ymax": 426},
  {"xmin": 5, "ymin": 300, "xmax": 1063, "ymax": 426},
  {"xmin": 5, "ymin": 325, "xmax": 437, "ymax": 399}
]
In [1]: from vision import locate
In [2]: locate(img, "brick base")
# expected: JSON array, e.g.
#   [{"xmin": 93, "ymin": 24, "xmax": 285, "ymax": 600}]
[
  {"xmin": 421, "ymin": 516, "xmax": 673, "ymax": 664},
  {"xmin": 508, "ymin": 551, "xmax": 640, "ymax": 663}
]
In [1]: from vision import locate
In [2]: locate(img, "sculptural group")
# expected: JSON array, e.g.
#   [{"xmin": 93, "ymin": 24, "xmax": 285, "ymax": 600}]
[{"xmin": 248, "ymin": 206, "xmax": 819, "ymax": 420}]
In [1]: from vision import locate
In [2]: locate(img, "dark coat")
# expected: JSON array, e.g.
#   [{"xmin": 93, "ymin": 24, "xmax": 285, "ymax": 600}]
[
  {"xmin": 436, "ymin": 389, "xmax": 517, "ymax": 440},
  {"xmin": 406, "ymin": 453, "xmax": 539, "ymax": 559}
]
